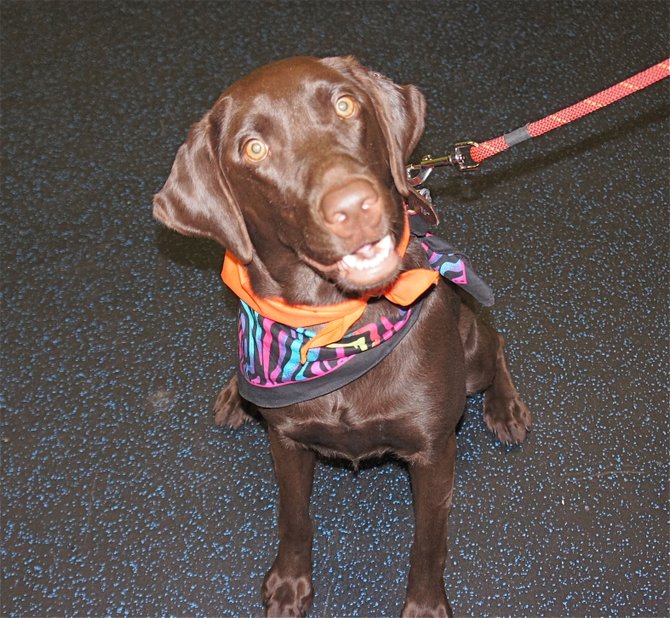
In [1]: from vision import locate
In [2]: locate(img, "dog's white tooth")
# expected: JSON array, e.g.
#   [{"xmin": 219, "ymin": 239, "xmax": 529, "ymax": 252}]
[
  {"xmin": 379, "ymin": 235, "xmax": 392, "ymax": 252},
  {"xmin": 357, "ymin": 244, "xmax": 376, "ymax": 259},
  {"xmin": 340, "ymin": 235, "xmax": 394, "ymax": 272},
  {"xmin": 343, "ymin": 254, "xmax": 364, "ymax": 271}
]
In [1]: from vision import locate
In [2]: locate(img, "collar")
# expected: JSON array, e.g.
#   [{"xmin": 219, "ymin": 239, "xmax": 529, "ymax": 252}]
[{"xmin": 221, "ymin": 210, "xmax": 440, "ymax": 363}]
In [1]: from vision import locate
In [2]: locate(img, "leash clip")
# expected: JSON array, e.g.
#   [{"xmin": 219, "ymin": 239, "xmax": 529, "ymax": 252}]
[
  {"xmin": 449, "ymin": 140, "xmax": 480, "ymax": 171},
  {"xmin": 407, "ymin": 140, "xmax": 480, "ymax": 186}
]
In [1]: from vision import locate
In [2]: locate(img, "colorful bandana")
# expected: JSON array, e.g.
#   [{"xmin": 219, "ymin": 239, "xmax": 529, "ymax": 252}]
[
  {"xmin": 221, "ymin": 210, "xmax": 438, "ymax": 363},
  {"xmin": 409, "ymin": 214, "xmax": 495, "ymax": 308},
  {"xmin": 236, "ymin": 298, "xmax": 423, "ymax": 407},
  {"xmin": 234, "ymin": 212, "xmax": 494, "ymax": 407}
]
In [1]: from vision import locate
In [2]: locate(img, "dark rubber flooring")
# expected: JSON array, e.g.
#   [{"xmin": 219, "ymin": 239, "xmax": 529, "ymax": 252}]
[{"xmin": 2, "ymin": 1, "xmax": 668, "ymax": 616}]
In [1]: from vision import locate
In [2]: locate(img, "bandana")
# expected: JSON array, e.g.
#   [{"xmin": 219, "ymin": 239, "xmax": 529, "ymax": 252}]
[
  {"xmin": 236, "ymin": 297, "xmax": 423, "ymax": 407},
  {"xmin": 222, "ymin": 211, "xmax": 494, "ymax": 407},
  {"xmin": 221, "ymin": 210, "xmax": 439, "ymax": 363}
]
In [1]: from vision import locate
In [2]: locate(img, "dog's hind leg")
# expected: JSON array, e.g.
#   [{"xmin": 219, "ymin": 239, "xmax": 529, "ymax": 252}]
[
  {"xmin": 213, "ymin": 375, "xmax": 253, "ymax": 428},
  {"xmin": 459, "ymin": 305, "xmax": 531, "ymax": 444},
  {"xmin": 482, "ymin": 331, "xmax": 532, "ymax": 444}
]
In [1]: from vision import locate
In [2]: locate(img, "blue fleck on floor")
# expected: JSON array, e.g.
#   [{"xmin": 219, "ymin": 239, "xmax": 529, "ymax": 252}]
[{"xmin": 1, "ymin": 1, "xmax": 668, "ymax": 616}]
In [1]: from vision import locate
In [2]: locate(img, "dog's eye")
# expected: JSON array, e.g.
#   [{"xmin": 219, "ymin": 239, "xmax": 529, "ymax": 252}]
[
  {"xmin": 243, "ymin": 138, "xmax": 269, "ymax": 162},
  {"xmin": 334, "ymin": 95, "xmax": 358, "ymax": 119}
]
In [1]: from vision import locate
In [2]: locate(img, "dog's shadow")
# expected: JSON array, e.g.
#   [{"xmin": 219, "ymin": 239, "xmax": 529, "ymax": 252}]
[{"xmin": 154, "ymin": 226, "xmax": 224, "ymax": 272}]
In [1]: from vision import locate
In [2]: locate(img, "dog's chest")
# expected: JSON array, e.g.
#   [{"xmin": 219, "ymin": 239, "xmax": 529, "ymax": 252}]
[
  {"xmin": 261, "ymin": 384, "xmax": 432, "ymax": 462},
  {"xmin": 258, "ymin": 286, "xmax": 460, "ymax": 463}
]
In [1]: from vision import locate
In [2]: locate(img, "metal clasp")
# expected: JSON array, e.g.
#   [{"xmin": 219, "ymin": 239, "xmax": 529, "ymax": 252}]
[
  {"xmin": 450, "ymin": 141, "xmax": 480, "ymax": 171},
  {"xmin": 406, "ymin": 141, "xmax": 480, "ymax": 186}
]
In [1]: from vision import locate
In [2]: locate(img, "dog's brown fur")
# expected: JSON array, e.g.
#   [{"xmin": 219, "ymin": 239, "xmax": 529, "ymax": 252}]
[{"xmin": 154, "ymin": 56, "xmax": 531, "ymax": 617}]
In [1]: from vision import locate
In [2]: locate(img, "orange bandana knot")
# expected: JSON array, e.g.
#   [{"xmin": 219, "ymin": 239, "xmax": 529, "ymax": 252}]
[{"xmin": 221, "ymin": 211, "xmax": 439, "ymax": 363}]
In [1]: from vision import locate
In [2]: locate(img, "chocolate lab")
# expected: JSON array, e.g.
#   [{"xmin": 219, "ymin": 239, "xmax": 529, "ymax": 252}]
[{"xmin": 153, "ymin": 55, "xmax": 531, "ymax": 617}]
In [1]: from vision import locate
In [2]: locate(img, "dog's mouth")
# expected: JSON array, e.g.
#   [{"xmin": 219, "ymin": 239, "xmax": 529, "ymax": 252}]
[
  {"xmin": 302, "ymin": 234, "xmax": 400, "ymax": 292},
  {"xmin": 337, "ymin": 234, "xmax": 399, "ymax": 285}
]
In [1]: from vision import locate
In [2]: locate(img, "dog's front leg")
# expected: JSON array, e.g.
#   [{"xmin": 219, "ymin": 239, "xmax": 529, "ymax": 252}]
[
  {"xmin": 262, "ymin": 426, "xmax": 315, "ymax": 617},
  {"xmin": 402, "ymin": 431, "xmax": 456, "ymax": 618}
]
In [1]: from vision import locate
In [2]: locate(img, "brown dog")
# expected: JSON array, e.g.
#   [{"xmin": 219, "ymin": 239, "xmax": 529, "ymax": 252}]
[{"xmin": 153, "ymin": 56, "xmax": 530, "ymax": 617}]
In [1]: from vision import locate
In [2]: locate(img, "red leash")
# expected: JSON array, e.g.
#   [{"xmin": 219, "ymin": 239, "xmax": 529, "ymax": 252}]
[{"xmin": 408, "ymin": 58, "xmax": 669, "ymax": 181}]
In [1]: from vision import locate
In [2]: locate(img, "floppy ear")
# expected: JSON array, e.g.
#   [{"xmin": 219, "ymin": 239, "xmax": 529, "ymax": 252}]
[
  {"xmin": 153, "ymin": 111, "xmax": 253, "ymax": 264},
  {"xmin": 325, "ymin": 56, "xmax": 426, "ymax": 196}
]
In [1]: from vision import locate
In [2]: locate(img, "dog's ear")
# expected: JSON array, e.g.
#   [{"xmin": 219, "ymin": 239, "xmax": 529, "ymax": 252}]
[
  {"xmin": 325, "ymin": 56, "xmax": 426, "ymax": 197},
  {"xmin": 153, "ymin": 110, "xmax": 253, "ymax": 264}
]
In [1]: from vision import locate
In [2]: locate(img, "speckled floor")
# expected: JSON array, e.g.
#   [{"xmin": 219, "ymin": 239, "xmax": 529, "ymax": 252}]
[{"xmin": 1, "ymin": 1, "xmax": 668, "ymax": 616}]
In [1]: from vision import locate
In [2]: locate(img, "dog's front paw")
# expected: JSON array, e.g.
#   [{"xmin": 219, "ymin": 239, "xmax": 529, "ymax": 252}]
[
  {"xmin": 262, "ymin": 568, "xmax": 314, "ymax": 617},
  {"xmin": 213, "ymin": 375, "xmax": 252, "ymax": 428},
  {"xmin": 401, "ymin": 596, "xmax": 453, "ymax": 618},
  {"xmin": 483, "ymin": 392, "xmax": 532, "ymax": 444}
]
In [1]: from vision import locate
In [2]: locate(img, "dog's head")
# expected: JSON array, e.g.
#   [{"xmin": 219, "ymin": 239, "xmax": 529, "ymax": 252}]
[{"xmin": 153, "ymin": 56, "xmax": 425, "ymax": 298}]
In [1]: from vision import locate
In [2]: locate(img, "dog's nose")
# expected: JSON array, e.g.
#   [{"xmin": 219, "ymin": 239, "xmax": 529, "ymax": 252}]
[{"xmin": 320, "ymin": 179, "xmax": 382, "ymax": 238}]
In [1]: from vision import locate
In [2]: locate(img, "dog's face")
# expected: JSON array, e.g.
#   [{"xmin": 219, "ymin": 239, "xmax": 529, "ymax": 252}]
[{"xmin": 153, "ymin": 56, "xmax": 425, "ymax": 295}]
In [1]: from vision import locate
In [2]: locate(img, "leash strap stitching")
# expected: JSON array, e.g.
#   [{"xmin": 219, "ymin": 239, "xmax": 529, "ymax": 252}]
[{"xmin": 469, "ymin": 58, "xmax": 670, "ymax": 164}]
